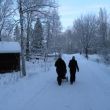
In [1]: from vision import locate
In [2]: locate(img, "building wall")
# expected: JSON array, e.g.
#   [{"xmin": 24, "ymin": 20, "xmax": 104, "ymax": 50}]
[{"xmin": 0, "ymin": 53, "xmax": 20, "ymax": 73}]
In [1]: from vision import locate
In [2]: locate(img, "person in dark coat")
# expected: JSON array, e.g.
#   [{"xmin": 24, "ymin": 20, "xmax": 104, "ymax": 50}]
[
  {"xmin": 68, "ymin": 56, "xmax": 79, "ymax": 84},
  {"xmin": 55, "ymin": 55, "xmax": 67, "ymax": 85}
]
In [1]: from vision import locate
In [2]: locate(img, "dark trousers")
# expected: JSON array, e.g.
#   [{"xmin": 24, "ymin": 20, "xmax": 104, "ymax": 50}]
[{"xmin": 70, "ymin": 72, "xmax": 76, "ymax": 84}]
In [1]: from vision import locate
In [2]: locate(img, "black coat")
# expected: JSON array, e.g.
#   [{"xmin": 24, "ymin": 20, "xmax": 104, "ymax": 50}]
[
  {"xmin": 55, "ymin": 58, "xmax": 67, "ymax": 76},
  {"xmin": 68, "ymin": 59, "xmax": 79, "ymax": 73}
]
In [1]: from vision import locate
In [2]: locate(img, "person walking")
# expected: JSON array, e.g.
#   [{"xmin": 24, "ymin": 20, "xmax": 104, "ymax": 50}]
[
  {"xmin": 68, "ymin": 56, "xmax": 79, "ymax": 84},
  {"xmin": 55, "ymin": 55, "xmax": 67, "ymax": 86}
]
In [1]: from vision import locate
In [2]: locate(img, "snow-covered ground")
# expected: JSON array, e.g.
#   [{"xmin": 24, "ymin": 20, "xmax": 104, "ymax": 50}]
[{"xmin": 0, "ymin": 54, "xmax": 110, "ymax": 110}]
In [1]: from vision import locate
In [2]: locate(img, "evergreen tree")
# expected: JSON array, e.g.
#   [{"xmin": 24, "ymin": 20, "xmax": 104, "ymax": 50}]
[{"xmin": 31, "ymin": 18, "xmax": 43, "ymax": 54}]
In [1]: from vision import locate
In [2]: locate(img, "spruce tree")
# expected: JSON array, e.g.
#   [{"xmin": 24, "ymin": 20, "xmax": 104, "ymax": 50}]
[{"xmin": 31, "ymin": 18, "xmax": 43, "ymax": 55}]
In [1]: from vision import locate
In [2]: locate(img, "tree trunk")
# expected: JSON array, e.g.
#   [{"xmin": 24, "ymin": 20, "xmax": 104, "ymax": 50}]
[
  {"xmin": 19, "ymin": 0, "xmax": 26, "ymax": 76},
  {"xmin": 0, "ymin": 31, "xmax": 2, "ymax": 41},
  {"xmin": 26, "ymin": 20, "xmax": 30, "ymax": 61},
  {"xmin": 85, "ymin": 48, "xmax": 88, "ymax": 59}
]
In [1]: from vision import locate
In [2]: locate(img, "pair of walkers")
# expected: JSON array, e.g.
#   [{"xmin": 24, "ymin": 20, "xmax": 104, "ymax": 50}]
[{"xmin": 55, "ymin": 55, "xmax": 79, "ymax": 86}]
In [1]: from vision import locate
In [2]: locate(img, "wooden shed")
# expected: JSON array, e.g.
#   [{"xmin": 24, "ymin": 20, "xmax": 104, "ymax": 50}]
[{"xmin": 0, "ymin": 42, "xmax": 21, "ymax": 73}]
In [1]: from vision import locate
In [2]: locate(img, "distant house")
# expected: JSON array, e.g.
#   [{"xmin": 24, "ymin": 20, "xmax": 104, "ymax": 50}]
[{"xmin": 0, "ymin": 42, "xmax": 21, "ymax": 73}]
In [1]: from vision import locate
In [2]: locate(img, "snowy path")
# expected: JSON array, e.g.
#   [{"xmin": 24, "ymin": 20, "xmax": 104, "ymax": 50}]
[{"xmin": 0, "ymin": 54, "xmax": 110, "ymax": 110}]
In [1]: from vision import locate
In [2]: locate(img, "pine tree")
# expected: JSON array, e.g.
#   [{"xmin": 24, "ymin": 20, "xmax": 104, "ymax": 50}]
[{"xmin": 31, "ymin": 18, "xmax": 43, "ymax": 55}]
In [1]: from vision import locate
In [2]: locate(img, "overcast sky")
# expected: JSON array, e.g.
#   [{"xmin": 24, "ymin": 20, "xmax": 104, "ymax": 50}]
[{"xmin": 58, "ymin": 0, "xmax": 110, "ymax": 31}]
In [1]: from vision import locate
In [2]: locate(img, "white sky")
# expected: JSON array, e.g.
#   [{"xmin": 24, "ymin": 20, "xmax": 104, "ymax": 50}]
[{"xmin": 58, "ymin": 0, "xmax": 110, "ymax": 31}]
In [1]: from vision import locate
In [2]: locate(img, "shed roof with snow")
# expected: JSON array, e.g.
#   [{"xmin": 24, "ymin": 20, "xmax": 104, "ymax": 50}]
[{"xmin": 0, "ymin": 42, "xmax": 21, "ymax": 53}]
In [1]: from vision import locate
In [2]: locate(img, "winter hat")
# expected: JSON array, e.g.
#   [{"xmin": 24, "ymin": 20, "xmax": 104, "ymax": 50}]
[{"xmin": 72, "ymin": 56, "xmax": 75, "ymax": 59}]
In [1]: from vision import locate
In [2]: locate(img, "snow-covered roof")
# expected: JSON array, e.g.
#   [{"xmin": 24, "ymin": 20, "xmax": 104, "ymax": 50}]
[{"xmin": 0, "ymin": 42, "xmax": 21, "ymax": 53}]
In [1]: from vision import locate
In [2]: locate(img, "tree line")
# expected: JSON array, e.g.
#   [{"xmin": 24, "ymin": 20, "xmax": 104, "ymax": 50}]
[
  {"xmin": 0, "ymin": 0, "xmax": 61, "ymax": 76},
  {"xmin": 1, "ymin": 0, "xmax": 110, "ymax": 75},
  {"xmin": 61, "ymin": 8, "xmax": 110, "ymax": 63}
]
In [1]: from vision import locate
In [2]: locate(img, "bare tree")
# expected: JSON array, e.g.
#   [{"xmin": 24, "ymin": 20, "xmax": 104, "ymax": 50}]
[
  {"xmin": 18, "ymin": 0, "xmax": 26, "ymax": 76},
  {"xmin": 39, "ymin": 7, "xmax": 62, "ymax": 55},
  {"xmin": 0, "ymin": 0, "xmax": 14, "ymax": 41},
  {"xmin": 50, "ymin": 9, "xmax": 62, "ymax": 54},
  {"xmin": 74, "ymin": 15, "xmax": 97, "ymax": 58},
  {"xmin": 23, "ymin": 0, "xmax": 40, "ymax": 60},
  {"xmin": 98, "ymin": 8, "xmax": 110, "ymax": 62},
  {"xmin": 98, "ymin": 8, "xmax": 108, "ymax": 46},
  {"xmin": 64, "ymin": 29, "xmax": 73, "ymax": 53},
  {"xmin": 14, "ymin": 24, "xmax": 21, "ymax": 42},
  {"xmin": 98, "ymin": 8, "xmax": 108, "ymax": 55},
  {"xmin": 22, "ymin": 0, "xmax": 58, "ymax": 60},
  {"xmin": 17, "ymin": 0, "xmax": 58, "ymax": 76}
]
